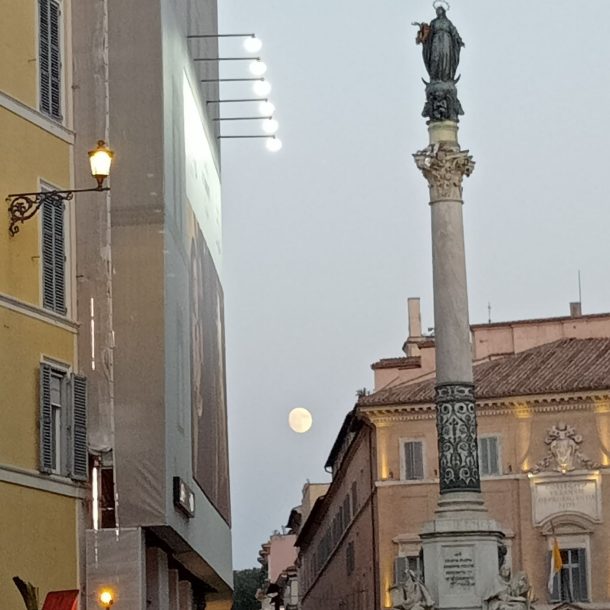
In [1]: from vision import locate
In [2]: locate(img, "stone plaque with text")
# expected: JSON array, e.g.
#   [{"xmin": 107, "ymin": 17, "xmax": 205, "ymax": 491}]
[
  {"xmin": 531, "ymin": 475, "xmax": 601, "ymax": 525},
  {"xmin": 441, "ymin": 545, "xmax": 476, "ymax": 593}
]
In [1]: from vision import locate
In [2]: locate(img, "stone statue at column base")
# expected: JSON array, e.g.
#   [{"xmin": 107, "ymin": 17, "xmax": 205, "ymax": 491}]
[
  {"xmin": 390, "ymin": 569, "xmax": 435, "ymax": 610},
  {"xmin": 484, "ymin": 566, "xmax": 535, "ymax": 610}
]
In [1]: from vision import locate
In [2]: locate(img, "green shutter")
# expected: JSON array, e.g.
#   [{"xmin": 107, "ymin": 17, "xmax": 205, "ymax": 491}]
[
  {"xmin": 42, "ymin": 197, "xmax": 66, "ymax": 314},
  {"xmin": 39, "ymin": 0, "xmax": 50, "ymax": 113},
  {"xmin": 40, "ymin": 364, "xmax": 53, "ymax": 473},
  {"xmin": 405, "ymin": 441, "xmax": 424, "ymax": 479},
  {"xmin": 49, "ymin": 0, "xmax": 62, "ymax": 118},
  {"xmin": 71, "ymin": 374, "xmax": 88, "ymax": 481},
  {"xmin": 39, "ymin": 0, "xmax": 61, "ymax": 118},
  {"xmin": 394, "ymin": 556, "xmax": 409, "ymax": 585}
]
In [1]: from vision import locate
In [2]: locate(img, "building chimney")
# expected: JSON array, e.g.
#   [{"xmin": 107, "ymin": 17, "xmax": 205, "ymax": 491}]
[
  {"xmin": 403, "ymin": 298, "xmax": 423, "ymax": 357},
  {"xmin": 408, "ymin": 297, "xmax": 422, "ymax": 338},
  {"xmin": 570, "ymin": 302, "xmax": 582, "ymax": 317}
]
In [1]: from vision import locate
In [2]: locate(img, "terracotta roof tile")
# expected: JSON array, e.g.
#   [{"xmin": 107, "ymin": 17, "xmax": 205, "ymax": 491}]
[{"xmin": 359, "ymin": 338, "xmax": 610, "ymax": 407}]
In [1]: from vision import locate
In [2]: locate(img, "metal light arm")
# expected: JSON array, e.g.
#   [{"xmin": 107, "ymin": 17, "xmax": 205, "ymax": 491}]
[
  {"xmin": 6, "ymin": 186, "xmax": 109, "ymax": 237},
  {"xmin": 206, "ymin": 98, "xmax": 268, "ymax": 104},
  {"xmin": 193, "ymin": 57, "xmax": 261, "ymax": 62},
  {"xmin": 187, "ymin": 33, "xmax": 255, "ymax": 39},
  {"xmin": 217, "ymin": 135, "xmax": 277, "ymax": 139},
  {"xmin": 201, "ymin": 77, "xmax": 264, "ymax": 83},
  {"xmin": 213, "ymin": 116, "xmax": 273, "ymax": 121}
]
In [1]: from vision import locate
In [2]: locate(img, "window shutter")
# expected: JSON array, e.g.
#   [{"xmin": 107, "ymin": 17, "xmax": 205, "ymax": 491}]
[
  {"xmin": 479, "ymin": 438, "xmax": 488, "ymax": 474},
  {"xmin": 40, "ymin": 364, "xmax": 53, "ymax": 473},
  {"xmin": 351, "ymin": 480, "xmax": 358, "ymax": 514},
  {"xmin": 71, "ymin": 374, "xmax": 88, "ymax": 481},
  {"xmin": 52, "ymin": 197, "xmax": 66, "ymax": 313},
  {"xmin": 405, "ymin": 441, "xmax": 424, "ymax": 479},
  {"xmin": 394, "ymin": 556, "xmax": 408, "ymax": 585},
  {"xmin": 489, "ymin": 438, "xmax": 499, "ymax": 475},
  {"xmin": 49, "ymin": 0, "xmax": 62, "ymax": 118},
  {"xmin": 577, "ymin": 548, "xmax": 587, "ymax": 600},
  {"xmin": 41, "ymin": 197, "xmax": 66, "ymax": 314},
  {"xmin": 343, "ymin": 495, "xmax": 351, "ymax": 525},
  {"xmin": 39, "ymin": 0, "xmax": 51, "ymax": 114}
]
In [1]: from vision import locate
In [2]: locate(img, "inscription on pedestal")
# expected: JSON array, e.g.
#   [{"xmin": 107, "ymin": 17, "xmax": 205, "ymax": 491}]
[{"xmin": 441, "ymin": 545, "xmax": 476, "ymax": 592}]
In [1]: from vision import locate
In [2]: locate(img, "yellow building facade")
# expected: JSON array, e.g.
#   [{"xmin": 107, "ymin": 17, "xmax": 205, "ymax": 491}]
[{"xmin": 0, "ymin": 0, "xmax": 85, "ymax": 607}]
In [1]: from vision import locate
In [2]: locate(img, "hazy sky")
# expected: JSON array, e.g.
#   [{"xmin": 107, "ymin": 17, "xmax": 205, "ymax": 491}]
[{"xmin": 217, "ymin": 0, "xmax": 610, "ymax": 569}]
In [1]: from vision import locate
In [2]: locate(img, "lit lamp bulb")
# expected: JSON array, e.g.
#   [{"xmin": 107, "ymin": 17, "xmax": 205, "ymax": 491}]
[
  {"xmin": 243, "ymin": 36, "xmax": 262, "ymax": 53},
  {"xmin": 266, "ymin": 137, "xmax": 282, "ymax": 152},
  {"xmin": 88, "ymin": 140, "xmax": 114, "ymax": 189},
  {"xmin": 262, "ymin": 118, "xmax": 279, "ymax": 135},
  {"xmin": 259, "ymin": 100, "xmax": 275, "ymax": 115},
  {"xmin": 252, "ymin": 80, "xmax": 271, "ymax": 96},
  {"xmin": 99, "ymin": 590, "xmax": 114, "ymax": 609},
  {"xmin": 249, "ymin": 60, "xmax": 267, "ymax": 76}
]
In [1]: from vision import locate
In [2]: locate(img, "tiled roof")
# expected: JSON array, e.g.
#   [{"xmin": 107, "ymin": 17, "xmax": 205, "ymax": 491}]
[
  {"xmin": 359, "ymin": 338, "xmax": 610, "ymax": 407},
  {"xmin": 371, "ymin": 356, "xmax": 421, "ymax": 370}
]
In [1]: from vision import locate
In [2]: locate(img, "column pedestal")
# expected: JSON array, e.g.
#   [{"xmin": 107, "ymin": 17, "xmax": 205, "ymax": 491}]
[{"xmin": 421, "ymin": 492, "xmax": 504, "ymax": 610}]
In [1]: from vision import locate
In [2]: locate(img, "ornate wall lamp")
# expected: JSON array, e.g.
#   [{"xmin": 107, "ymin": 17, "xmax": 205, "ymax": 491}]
[{"xmin": 6, "ymin": 140, "xmax": 114, "ymax": 236}]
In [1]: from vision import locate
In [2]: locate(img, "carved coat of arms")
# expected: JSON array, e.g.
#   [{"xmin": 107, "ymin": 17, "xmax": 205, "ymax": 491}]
[{"xmin": 530, "ymin": 423, "xmax": 598, "ymax": 474}]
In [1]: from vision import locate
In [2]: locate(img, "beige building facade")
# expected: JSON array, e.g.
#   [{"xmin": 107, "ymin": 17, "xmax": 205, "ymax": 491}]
[{"xmin": 296, "ymin": 305, "xmax": 610, "ymax": 610}]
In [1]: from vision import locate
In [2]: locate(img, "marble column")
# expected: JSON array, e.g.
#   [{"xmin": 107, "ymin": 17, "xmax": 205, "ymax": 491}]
[{"xmin": 414, "ymin": 121, "xmax": 504, "ymax": 610}]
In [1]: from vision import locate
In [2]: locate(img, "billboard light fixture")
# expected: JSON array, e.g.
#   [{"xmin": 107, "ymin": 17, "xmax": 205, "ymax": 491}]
[
  {"xmin": 213, "ymin": 116, "xmax": 274, "ymax": 121},
  {"xmin": 194, "ymin": 57, "xmax": 267, "ymax": 76},
  {"xmin": 201, "ymin": 77, "xmax": 264, "ymax": 83},
  {"xmin": 206, "ymin": 97, "xmax": 269, "ymax": 104},
  {"xmin": 193, "ymin": 56, "xmax": 261, "ymax": 62},
  {"xmin": 187, "ymin": 33, "xmax": 263, "ymax": 53},
  {"xmin": 217, "ymin": 135, "xmax": 282, "ymax": 152}
]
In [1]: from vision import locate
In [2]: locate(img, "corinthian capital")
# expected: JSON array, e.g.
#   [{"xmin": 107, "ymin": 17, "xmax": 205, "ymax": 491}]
[{"xmin": 413, "ymin": 143, "xmax": 475, "ymax": 202}]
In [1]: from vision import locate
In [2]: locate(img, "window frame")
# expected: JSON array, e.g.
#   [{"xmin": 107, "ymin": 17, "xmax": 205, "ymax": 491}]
[
  {"xmin": 400, "ymin": 438, "xmax": 426, "ymax": 481},
  {"xmin": 478, "ymin": 434, "xmax": 502, "ymax": 477},
  {"xmin": 548, "ymin": 546, "xmax": 591, "ymax": 603},
  {"xmin": 40, "ymin": 360, "xmax": 88, "ymax": 481},
  {"xmin": 548, "ymin": 536, "xmax": 591, "ymax": 603}
]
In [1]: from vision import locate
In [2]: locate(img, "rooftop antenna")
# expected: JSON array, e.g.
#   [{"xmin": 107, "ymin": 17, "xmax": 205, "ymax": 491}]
[
  {"xmin": 487, "ymin": 302, "xmax": 492, "ymax": 324},
  {"xmin": 578, "ymin": 270, "xmax": 582, "ymax": 305}
]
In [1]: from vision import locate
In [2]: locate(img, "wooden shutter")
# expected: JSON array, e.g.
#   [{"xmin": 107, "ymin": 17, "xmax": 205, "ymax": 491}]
[
  {"xmin": 405, "ymin": 441, "xmax": 424, "ymax": 479},
  {"xmin": 394, "ymin": 556, "xmax": 409, "ymax": 584},
  {"xmin": 343, "ymin": 494, "xmax": 351, "ymax": 524},
  {"xmin": 351, "ymin": 480, "xmax": 358, "ymax": 515},
  {"xmin": 576, "ymin": 548, "xmax": 588, "ymax": 601},
  {"xmin": 39, "ymin": 0, "xmax": 62, "ymax": 118},
  {"xmin": 39, "ymin": 364, "xmax": 53, "ymax": 473},
  {"xmin": 39, "ymin": 0, "xmax": 50, "ymax": 114},
  {"xmin": 49, "ymin": 0, "xmax": 61, "ymax": 118},
  {"xmin": 71, "ymin": 374, "xmax": 88, "ymax": 481},
  {"xmin": 42, "ymin": 197, "xmax": 66, "ymax": 314},
  {"xmin": 479, "ymin": 437, "xmax": 499, "ymax": 475}
]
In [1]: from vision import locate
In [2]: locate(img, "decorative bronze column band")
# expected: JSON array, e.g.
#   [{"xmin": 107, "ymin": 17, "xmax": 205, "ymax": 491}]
[{"xmin": 435, "ymin": 382, "xmax": 481, "ymax": 493}]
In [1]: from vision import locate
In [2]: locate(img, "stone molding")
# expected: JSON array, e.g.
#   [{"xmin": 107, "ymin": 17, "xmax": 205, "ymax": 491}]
[
  {"xmin": 413, "ymin": 142, "xmax": 475, "ymax": 202},
  {"xmin": 359, "ymin": 392, "xmax": 610, "ymax": 424}
]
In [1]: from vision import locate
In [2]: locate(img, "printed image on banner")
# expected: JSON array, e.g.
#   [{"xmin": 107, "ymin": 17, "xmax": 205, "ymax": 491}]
[{"xmin": 184, "ymin": 75, "xmax": 230, "ymax": 522}]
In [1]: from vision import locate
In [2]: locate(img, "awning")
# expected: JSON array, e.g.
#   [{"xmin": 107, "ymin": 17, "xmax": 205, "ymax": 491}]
[{"xmin": 42, "ymin": 590, "xmax": 79, "ymax": 610}]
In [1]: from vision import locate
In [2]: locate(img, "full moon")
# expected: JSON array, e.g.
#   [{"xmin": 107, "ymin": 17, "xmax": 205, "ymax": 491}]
[{"xmin": 288, "ymin": 407, "xmax": 313, "ymax": 433}]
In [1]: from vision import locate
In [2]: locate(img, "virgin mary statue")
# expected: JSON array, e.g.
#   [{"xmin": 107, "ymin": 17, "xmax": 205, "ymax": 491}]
[{"xmin": 416, "ymin": 6, "xmax": 464, "ymax": 82}]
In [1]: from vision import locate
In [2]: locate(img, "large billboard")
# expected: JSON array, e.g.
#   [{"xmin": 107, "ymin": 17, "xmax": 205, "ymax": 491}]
[{"xmin": 184, "ymin": 76, "xmax": 230, "ymax": 523}]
